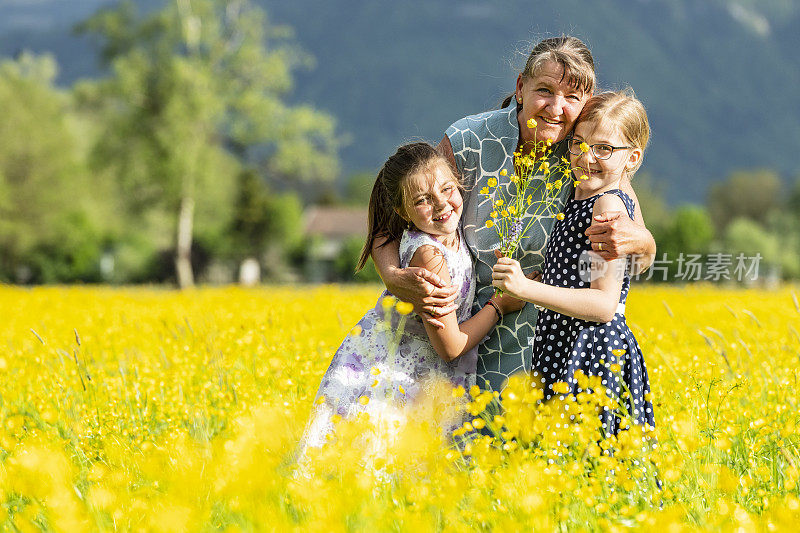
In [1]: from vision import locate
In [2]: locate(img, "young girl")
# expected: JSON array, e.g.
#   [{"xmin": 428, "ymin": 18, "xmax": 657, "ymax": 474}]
[
  {"xmin": 303, "ymin": 142, "xmax": 524, "ymax": 448},
  {"xmin": 491, "ymin": 89, "xmax": 655, "ymax": 435}
]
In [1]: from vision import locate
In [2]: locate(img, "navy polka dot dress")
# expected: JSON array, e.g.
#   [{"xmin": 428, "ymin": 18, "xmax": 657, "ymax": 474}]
[{"xmin": 532, "ymin": 189, "xmax": 655, "ymax": 435}]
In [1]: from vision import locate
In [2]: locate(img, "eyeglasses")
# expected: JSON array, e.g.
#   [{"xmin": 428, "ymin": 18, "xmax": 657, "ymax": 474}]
[{"xmin": 568, "ymin": 138, "xmax": 631, "ymax": 160}]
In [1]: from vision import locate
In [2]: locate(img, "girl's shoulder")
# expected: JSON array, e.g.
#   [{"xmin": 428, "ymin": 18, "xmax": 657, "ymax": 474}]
[
  {"xmin": 591, "ymin": 189, "xmax": 636, "ymax": 221},
  {"xmin": 399, "ymin": 230, "xmax": 450, "ymax": 268}
]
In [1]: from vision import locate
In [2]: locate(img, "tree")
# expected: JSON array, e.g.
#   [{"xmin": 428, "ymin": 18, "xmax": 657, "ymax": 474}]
[
  {"xmin": 229, "ymin": 168, "xmax": 303, "ymax": 279},
  {"xmin": 707, "ymin": 169, "xmax": 782, "ymax": 232},
  {"xmin": 788, "ymin": 176, "xmax": 800, "ymax": 216},
  {"xmin": 0, "ymin": 52, "xmax": 108, "ymax": 282},
  {"xmin": 76, "ymin": 0, "xmax": 339, "ymax": 288},
  {"xmin": 764, "ymin": 211, "xmax": 800, "ymax": 279},
  {"xmin": 345, "ymin": 171, "xmax": 378, "ymax": 206},
  {"xmin": 724, "ymin": 218, "xmax": 782, "ymax": 281},
  {"xmin": 654, "ymin": 205, "xmax": 714, "ymax": 282}
]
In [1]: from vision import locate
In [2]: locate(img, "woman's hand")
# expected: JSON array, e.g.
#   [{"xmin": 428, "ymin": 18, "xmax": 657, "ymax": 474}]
[
  {"xmin": 389, "ymin": 267, "xmax": 458, "ymax": 327},
  {"xmin": 491, "ymin": 251, "xmax": 531, "ymax": 300},
  {"xmin": 585, "ymin": 211, "xmax": 650, "ymax": 261}
]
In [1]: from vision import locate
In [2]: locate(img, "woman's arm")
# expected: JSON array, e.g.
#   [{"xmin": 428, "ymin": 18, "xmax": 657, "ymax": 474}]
[
  {"xmin": 586, "ymin": 175, "xmax": 655, "ymax": 273},
  {"xmin": 371, "ymin": 237, "xmax": 459, "ymax": 323},
  {"xmin": 493, "ymin": 195, "xmax": 626, "ymax": 323},
  {"xmin": 410, "ymin": 244, "xmax": 523, "ymax": 361}
]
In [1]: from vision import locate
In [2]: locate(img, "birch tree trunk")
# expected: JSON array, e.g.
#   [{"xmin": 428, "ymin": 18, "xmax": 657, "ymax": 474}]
[{"xmin": 175, "ymin": 195, "xmax": 195, "ymax": 288}]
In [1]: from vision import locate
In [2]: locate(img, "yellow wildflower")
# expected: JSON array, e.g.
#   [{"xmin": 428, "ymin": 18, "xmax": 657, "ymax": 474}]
[
  {"xmin": 396, "ymin": 301, "xmax": 414, "ymax": 315},
  {"xmin": 371, "ymin": 379, "xmax": 379, "ymax": 388},
  {"xmin": 527, "ymin": 118, "xmax": 537, "ymax": 129},
  {"xmin": 488, "ymin": 177, "xmax": 498, "ymax": 187},
  {"xmin": 500, "ymin": 169, "xmax": 507, "ymax": 176},
  {"xmin": 556, "ymin": 213, "xmax": 565, "ymax": 221},
  {"xmin": 351, "ymin": 325, "xmax": 363, "ymax": 336},
  {"xmin": 501, "ymin": 210, "xmax": 509, "ymax": 217},
  {"xmin": 508, "ymin": 206, "xmax": 517, "ymax": 215},
  {"xmin": 480, "ymin": 187, "xmax": 489, "ymax": 195},
  {"xmin": 495, "ymin": 199, "xmax": 504, "ymax": 207},
  {"xmin": 370, "ymin": 366, "xmax": 381, "ymax": 376},
  {"xmin": 609, "ymin": 364, "xmax": 622, "ymax": 373},
  {"xmin": 490, "ymin": 211, "xmax": 497, "ymax": 218},
  {"xmin": 358, "ymin": 396, "xmax": 370, "ymax": 406},
  {"xmin": 485, "ymin": 220, "xmax": 494, "ymax": 228},
  {"xmin": 398, "ymin": 384, "xmax": 406, "ymax": 395},
  {"xmin": 580, "ymin": 141, "xmax": 590, "ymax": 153},
  {"xmin": 551, "ymin": 382, "xmax": 570, "ymax": 394},
  {"xmin": 612, "ymin": 349, "xmax": 627, "ymax": 357},
  {"xmin": 553, "ymin": 179, "xmax": 562, "ymax": 190},
  {"xmin": 452, "ymin": 385, "xmax": 465, "ymax": 397}
]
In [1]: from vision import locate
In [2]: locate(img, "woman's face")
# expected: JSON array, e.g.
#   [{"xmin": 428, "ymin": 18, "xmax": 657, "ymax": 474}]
[{"xmin": 516, "ymin": 60, "xmax": 590, "ymax": 145}]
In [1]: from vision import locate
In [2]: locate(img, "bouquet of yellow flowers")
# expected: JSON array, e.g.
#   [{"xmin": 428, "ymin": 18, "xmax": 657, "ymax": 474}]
[{"xmin": 482, "ymin": 118, "xmax": 575, "ymax": 260}]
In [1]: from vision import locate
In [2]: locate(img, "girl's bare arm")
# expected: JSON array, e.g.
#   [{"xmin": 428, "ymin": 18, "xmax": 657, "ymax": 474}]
[
  {"xmin": 493, "ymin": 194, "xmax": 626, "ymax": 323},
  {"xmin": 410, "ymin": 245, "xmax": 523, "ymax": 361},
  {"xmin": 372, "ymin": 237, "xmax": 458, "ymax": 321}
]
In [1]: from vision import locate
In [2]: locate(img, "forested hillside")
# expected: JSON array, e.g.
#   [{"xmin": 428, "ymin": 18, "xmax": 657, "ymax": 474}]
[{"xmin": 1, "ymin": 0, "xmax": 799, "ymax": 202}]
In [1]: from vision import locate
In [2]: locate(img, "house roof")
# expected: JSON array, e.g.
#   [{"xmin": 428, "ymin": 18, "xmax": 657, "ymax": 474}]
[{"xmin": 304, "ymin": 206, "xmax": 368, "ymax": 239}]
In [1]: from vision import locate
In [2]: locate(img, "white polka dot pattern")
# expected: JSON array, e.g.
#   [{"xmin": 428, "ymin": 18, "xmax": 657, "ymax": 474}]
[{"xmin": 532, "ymin": 189, "xmax": 655, "ymax": 434}]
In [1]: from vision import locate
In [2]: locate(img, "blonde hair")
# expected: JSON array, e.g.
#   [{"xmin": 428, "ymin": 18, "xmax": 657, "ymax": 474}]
[
  {"xmin": 502, "ymin": 36, "xmax": 596, "ymax": 108},
  {"xmin": 575, "ymin": 88, "xmax": 650, "ymax": 175}
]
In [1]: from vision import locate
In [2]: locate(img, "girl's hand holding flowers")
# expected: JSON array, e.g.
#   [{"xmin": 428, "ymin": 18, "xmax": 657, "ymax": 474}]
[{"xmin": 491, "ymin": 249, "xmax": 532, "ymax": 300}]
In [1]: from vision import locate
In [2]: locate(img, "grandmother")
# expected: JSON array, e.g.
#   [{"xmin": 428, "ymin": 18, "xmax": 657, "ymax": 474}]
[{"xmin": 373, "ymin": 37, "xmax": 656, "ymax": 393}]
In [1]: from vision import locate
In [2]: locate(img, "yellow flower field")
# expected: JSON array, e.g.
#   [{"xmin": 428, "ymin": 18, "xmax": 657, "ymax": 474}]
[{"xmin": 1, "ymin": 284, "xmax": 799, "ymax": 531}]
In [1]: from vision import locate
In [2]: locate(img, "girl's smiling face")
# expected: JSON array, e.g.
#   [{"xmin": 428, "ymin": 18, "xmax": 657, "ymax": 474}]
[
  {"xmin": 569, "ymin": 118, "xmax": 642, "ymax": 195},
  {"xmin": 400, "ymin": 162, "xmax": 463, "ymax": 240}
]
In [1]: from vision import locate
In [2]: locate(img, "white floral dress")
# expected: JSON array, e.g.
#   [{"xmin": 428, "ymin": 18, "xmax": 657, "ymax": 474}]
[{"xmin": 302, "ymin": 228, "xmax": 476, "ymax": 448}]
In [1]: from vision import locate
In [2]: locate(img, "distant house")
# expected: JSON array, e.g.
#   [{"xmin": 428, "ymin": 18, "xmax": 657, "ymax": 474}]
[{"xmin": 304, "ymin": 206, "xmax": 368, "ymax": 281}]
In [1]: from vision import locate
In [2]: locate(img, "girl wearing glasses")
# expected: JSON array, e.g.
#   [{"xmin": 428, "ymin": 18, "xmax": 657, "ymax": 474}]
[
  {"xmin": 372, "ymin": 37, "xmax": 657, "ymax": 396},
  {"xmin": 491, "ymin": 89, "xmax": 655, "ymax": 436}
]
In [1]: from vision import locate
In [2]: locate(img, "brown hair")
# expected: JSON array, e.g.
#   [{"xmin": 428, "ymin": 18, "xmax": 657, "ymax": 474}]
[
  {"xmin": 356, "ymin": 143, "xmax": 455, "ymax": 271},
  {"xmin": 575, "ymin": 88, "xmax": 650, "ymax": 175},
  {"xmin": 501, "ymin": 36, "xmax": 596, "ymax": 108}
]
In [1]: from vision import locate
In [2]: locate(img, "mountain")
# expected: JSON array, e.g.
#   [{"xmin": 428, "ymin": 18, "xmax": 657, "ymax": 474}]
[{"xmin": 1, "ymin": 0, "xmax": 799, "ymax": 204}]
